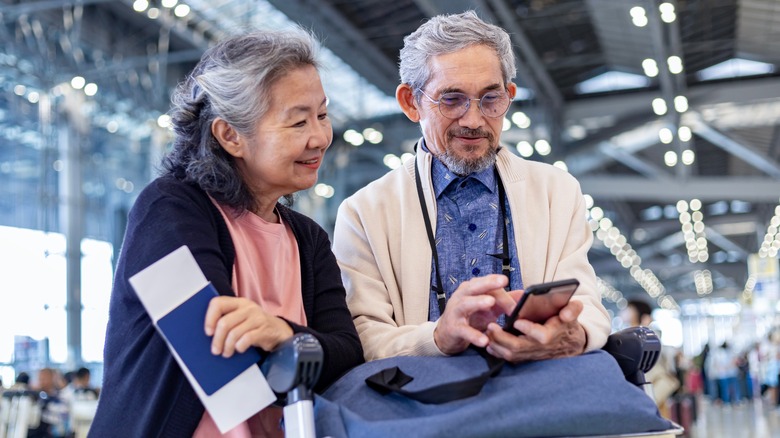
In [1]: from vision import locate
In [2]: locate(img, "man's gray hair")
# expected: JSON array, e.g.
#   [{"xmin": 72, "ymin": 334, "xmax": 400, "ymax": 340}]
[
  {"xmin": 163, "ymin": 29, "xmax": 320, "ymax": 211},
  {"xmin": 398, "ymin": 10, "xmax": 516, "ymax": 92}
]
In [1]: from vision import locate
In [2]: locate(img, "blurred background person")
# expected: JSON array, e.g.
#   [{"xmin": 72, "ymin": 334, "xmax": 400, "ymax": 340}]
[{"xmin": 708, "ymin": 341, "xmax": 740, "ymax": 405}]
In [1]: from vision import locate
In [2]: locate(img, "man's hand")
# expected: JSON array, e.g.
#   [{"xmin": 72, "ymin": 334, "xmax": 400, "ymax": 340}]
[
  {"xmin": 433, "ymin": 275, "xmax": 518, "ymax": 355},
  {"xmin": 485, "ymin": 300, "xmax": 587, "ymax": 362},
  {"xmin": 204, "ymin": 296, "xmax": 294, "ymax": 357}
]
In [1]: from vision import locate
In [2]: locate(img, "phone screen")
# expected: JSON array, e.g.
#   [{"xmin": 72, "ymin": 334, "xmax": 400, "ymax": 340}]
[{"xmin": 504, "ymin": 279, "xmax": 579, "ymax": 335}]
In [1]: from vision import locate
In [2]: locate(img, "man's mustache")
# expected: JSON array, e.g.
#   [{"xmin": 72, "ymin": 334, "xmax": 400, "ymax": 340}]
[{"xmin": 448, "ymin": 128, "xmax": 494, "ymax": 143}]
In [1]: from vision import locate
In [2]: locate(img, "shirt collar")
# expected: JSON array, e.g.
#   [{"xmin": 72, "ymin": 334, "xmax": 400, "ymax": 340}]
[{"xmin": 421, "ymin": 138, "xmax": 496, "ymax": 198}]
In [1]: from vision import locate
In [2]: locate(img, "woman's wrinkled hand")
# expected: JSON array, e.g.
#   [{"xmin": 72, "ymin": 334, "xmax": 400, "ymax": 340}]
[{"xmin": 204, "ymin": 296, "xmax": 294, "ymax": 357}]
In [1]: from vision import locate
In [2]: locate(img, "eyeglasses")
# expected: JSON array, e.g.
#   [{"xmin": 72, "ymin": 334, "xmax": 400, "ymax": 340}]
[{"xmin": 417, "ymin": 89, "xmax": 511, "ymax": 119}]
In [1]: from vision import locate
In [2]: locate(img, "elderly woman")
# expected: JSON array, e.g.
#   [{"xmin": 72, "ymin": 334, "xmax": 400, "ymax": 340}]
[{"xmin": 91, "ymin": 30, "xmax": 363, "ymax": 436}]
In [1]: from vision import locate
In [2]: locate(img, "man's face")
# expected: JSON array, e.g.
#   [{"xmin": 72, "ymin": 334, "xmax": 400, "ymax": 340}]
[{"xmin": 415, "ymin": 44, "xmax": 515, "ymax": 175}]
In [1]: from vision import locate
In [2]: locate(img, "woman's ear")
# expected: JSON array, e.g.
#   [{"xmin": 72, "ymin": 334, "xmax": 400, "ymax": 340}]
[
  {"xmin": 211, "ymin": 118, "xmax": 243, "ymax": 158},
  {"xmin": 396, "ymin": 84, "xmax": 421, "ymax": 123}
]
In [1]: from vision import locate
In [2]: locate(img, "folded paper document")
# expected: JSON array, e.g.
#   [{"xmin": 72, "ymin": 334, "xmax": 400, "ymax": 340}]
[{"xmin": 129, "ymin": 245, "xmax": 275, "ymax": 433}]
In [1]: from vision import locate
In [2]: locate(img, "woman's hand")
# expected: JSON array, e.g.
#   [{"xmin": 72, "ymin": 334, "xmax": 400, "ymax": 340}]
[{"xmin": 204, "ymin": 296, "xmax": 294, "ymax": 357}]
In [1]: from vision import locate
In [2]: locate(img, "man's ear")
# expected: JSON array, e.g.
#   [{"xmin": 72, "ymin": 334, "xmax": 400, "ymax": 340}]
[
  {"xmin": 396, "ymin": 84, "xmax": 421, "ymax": 123},
  {"xmin": 506, "ymin": 82, "xmax": 517, "ymax": 100},
  {"xmin": 211, "ymin": 118, "xmax": 243, "ymax": 158}
]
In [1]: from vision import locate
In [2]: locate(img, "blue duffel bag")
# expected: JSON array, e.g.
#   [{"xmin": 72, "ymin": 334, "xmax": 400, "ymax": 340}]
[{"xmin": 314, "ymin": 349, "xmax": 675, "ymax": 438}]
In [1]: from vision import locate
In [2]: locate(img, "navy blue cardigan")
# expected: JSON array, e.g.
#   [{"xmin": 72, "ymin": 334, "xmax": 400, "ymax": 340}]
[{"xmin": 90, "ymin": 175, "xmax": 363, "ymax": 437}]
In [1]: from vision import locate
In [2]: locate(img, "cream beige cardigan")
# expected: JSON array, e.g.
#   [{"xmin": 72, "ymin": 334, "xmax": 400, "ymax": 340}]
[{"xmin": 333, "ymin": 142, "xmax": 611, "ymax": 361}]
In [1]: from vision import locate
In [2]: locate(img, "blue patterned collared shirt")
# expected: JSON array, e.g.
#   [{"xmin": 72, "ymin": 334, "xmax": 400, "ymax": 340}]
[{"xmin": 423, "ymin": 144, "xmax": 523, "ymax": 321}]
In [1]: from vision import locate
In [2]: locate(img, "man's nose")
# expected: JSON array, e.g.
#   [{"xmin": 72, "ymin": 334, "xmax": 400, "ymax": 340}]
[{"xmin": 458, "ymin": 100, "xmax": 484, "ymax": 128}]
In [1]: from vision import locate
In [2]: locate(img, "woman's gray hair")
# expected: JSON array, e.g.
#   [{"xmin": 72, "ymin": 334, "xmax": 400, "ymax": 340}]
[
  {"xmin": 163, "ymin": 29, "xmax": 320, "ymax": 211},
  {"xmin": 399, "ymin": 10, "xmax": 516, "ymax": 93}
]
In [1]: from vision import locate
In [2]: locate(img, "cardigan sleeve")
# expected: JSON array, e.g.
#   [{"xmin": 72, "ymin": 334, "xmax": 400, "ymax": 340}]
[
  {"xmin": 281, "ymin": 209, "xmax": 364, "ymax": 391},
  {"xmin": 92, "ymin": 177, "xmax": 234, "ymax": 437},
  {"xmin": 332, "ymin": 191, "xmax": 446, "ymax": 361}
]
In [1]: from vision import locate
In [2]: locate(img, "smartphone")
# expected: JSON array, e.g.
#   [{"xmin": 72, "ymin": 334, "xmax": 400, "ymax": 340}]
[{"xmin": 503, "ymin": 278, "xmax": 579, "ymax": 335}]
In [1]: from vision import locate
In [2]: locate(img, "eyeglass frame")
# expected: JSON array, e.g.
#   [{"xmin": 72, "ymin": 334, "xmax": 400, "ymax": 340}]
[{"xmin": 415, "ymin": 88, "xmax": 512, "ymax": 119}]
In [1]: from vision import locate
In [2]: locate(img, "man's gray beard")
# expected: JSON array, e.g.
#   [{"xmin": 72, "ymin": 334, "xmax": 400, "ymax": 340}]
[{"xmin": 438, "ymin": 147, "xmax": 498, "ymax": 176}]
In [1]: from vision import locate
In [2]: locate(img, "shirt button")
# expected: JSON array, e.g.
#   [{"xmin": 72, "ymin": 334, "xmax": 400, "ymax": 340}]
[
  {"xmin": 472, "ymin": 267, "xmax": 480, "ymax": 275},
  {"xmin": 468, "ymin": 223, "xmax": 477, "ymax": 231}
]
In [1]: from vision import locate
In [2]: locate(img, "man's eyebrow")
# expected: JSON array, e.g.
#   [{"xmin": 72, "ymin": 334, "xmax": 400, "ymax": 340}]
[{"xmin": 438, "ymin": 83, "xmax": 504, "ymax": 95}]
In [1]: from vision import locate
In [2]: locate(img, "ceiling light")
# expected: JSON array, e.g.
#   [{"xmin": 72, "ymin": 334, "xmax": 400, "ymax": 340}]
[
  {"xmin": 659, "ymin": 3, "xmax": 676, "ymax": 23},
  {"xmin": 674, "ymin": 95, "xmax": 689, "ymax": 112},
  {"xmin": 632, "ymin": 15, "xmax": 648, "ymax": 27},
  {"xmin": 133, "ymin": 0, "xmax": 149, "ymax": 12},
  {"xmin": 157, "ymin": 114, "xmax": 171, "ymax": 128},
  {"xmin": 652, "ymin": 98, "xmax": 667, "ymax": 115},
  {"xmin": 629, "ymin": 6, "xmax": 646, "ymax": 18},
  {"xmin": 502, "ymin": 118, "xmax": 511, "ymax": 132},
  {"xmin": 664, "ymin": 150, "xmax": 678, "ymax": 166},
  {"xmin": 678, "ymin": 126, "xmax": 692, "ymax": 142},
  {"xmin": 71, "ymin": 76, "xmax": 86, "ymax": 89},
  {"xmin": 84, "ymin": 83, "xmax": 98, "ymax": 96},
  {"xmin": 534, "ymin": 139, "xmax": 551, "ymax": 156},
  {"xmin": 583, "ymin": 194, "xmax": 594, "ymax": 209},
  {"xmin": 174, "ymin": 4, "xmax": 191, "ymax": 17},
  {"xmin": 659, "ymin": 127, "xmax": 673, "ymax": 144},
  {"xmin": 161, "ymin": 0, "xmax": 178, "ymax": 8},
  {"xmin": 314, "ymin": 183, "xmax": 335, "ymax": 198},
  {"xmin": 363, "ymin": 127, "xmax": 383, "ymax": 144},
  {"xmin": 511, "ymin": 111, "xmax": 531, "ymax": 129},
  {"xmin": 642, "ymin": 59, "xmax": 659, "ymax": 77},
  {"xmin": 553, "ymin": 161, "xmax": 568, "ymax": 172},
  {"xmin": 516, "ymin": 141, "xmax": 533, "ymax": 157},
  {"xmin": 343, "ymin": 129, "xmax": 364, "ymax": 146},
  {"xmin": 681, "ymin": 149, "xmax": 695, "ymax": 165},
  {"xmin": 383, "ymin": 154, "xmax": 402, "ymax": 169},
  {"xmin": 668, "ymin": 56, "xmax": 684, "ymax": 74},
  {"xmin": 630, "ymin": 6, "xmax": 648, "ymax": 27}
]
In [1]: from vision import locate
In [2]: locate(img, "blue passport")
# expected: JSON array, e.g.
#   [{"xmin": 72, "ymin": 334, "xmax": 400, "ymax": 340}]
[{"xmin": 156, "ymin": 284, "xmax": 263, "ymax": 395}]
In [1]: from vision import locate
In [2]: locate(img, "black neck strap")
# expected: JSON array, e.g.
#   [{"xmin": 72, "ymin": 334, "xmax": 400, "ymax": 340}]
[
  {"xmin": 415, "ymin": 159, "xmax": 446, "ymax": 313},
  {"xmin": 414, "ymin": 159, "xmax": 511, "ymax": 316}
]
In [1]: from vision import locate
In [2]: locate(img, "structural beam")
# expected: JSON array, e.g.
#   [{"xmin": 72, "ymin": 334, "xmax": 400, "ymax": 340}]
[
  {"xmin": 567, "ymin": 121, "xmax": 663, "ymax": 176},
  {"xmin": 599, "ymin": 146, "xmax": 670, "ymax": 178},
  {"xmin": 0, "ymin": 0, "xmax": 111, "ymax": 21},
  {"xmin": 482, "ymin": 0, "xmax": 564, "ymax": 110},
  {"xmin": 704, "ymin": 227, "xmax": 750, "ymax": 259},
  {"xmin": 565, "ymin": 76, "xmax": 780, "ymax": 123},
  {"xmin": 688, "ymin": 115, "xmax": 780, "ymax": 179},
  {"xmin": 267, "ymin": 0, "xmax": 400, "ymax": 96},
  {"xmin": 579, "ymin": 176, "xmax": 780, "ymax": 201}
]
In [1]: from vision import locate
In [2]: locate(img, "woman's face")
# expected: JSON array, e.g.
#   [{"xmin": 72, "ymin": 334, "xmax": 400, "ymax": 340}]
[{"xmin": 235, "ymin": 65, "xmax": 332, "ymax": 205}]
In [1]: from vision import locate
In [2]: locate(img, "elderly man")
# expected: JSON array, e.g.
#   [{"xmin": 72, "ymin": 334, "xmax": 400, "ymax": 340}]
[{"xmin": 333, "ymin": 11, "xmax": 610, "ymax": 362}]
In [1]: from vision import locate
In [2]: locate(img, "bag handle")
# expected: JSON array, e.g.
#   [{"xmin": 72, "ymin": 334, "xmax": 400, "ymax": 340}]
[{"xmin": 364, "ymin": 347, "xmax": 505, "ymax": 404}]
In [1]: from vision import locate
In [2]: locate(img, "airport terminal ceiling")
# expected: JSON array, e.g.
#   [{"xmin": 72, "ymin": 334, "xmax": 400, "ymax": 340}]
[{"xmin": 1, "ymin": 0, "xmax": 780, "ymax": 307}]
